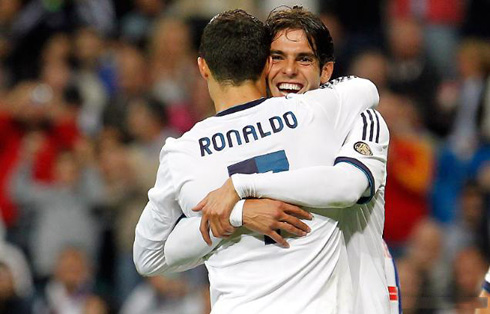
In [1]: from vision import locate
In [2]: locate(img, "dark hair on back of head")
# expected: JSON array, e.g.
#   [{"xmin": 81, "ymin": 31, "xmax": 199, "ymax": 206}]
[
  {"xmin": 266, "ymin": 5, "xmax": 335, "ymax": 68},
  {"xmin": 199, "ymin": 9, "xmax": 270, "ymax": 85}
]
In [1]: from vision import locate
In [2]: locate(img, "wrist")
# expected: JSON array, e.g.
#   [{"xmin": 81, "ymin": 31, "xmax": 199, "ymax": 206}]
[
  {"xmin": 225, "ymin": 177, "xmax": 240, "ymax": 203},
  {"xmin": 229, "ymin": 200, "xmax": 245, "ymax": 227},
  {"xmin": 231, "ymin": 174, "xmax": 251, "ymax": 199}
]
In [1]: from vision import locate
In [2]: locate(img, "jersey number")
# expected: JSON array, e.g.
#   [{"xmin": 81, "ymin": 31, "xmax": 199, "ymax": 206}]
[{"xmin": 227, "ymin": 150, "xmax": 289, "ymax": 245}]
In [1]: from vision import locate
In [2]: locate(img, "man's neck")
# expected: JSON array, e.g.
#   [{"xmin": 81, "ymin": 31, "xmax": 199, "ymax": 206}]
[{"xmin": 211, "ymin": 80, "xmax": 265, "ymax": 114}]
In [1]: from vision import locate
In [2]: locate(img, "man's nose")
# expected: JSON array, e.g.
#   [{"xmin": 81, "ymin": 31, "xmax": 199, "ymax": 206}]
[{"xmin": 283, "ymin": 59, "xmax": 298, "ymax": 77}]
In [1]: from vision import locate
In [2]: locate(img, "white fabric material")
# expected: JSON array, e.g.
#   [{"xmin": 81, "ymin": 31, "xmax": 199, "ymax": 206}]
[
  {"xmin": 134, "ymin": 77, "xmax": 381, "ymax": 313},
  {"xmin": 164, "ymin": 217, "xmax": 220, "ymax": 270},
  {"xmin": 232, "ymin": 163, "xmax": 369, "ymax": 208},
  {"xmin": 164, "ymin": 201, "xmax": 247, "ymax": 270},
  {"xmin": 383, "ymin": 242, "xmax": 401, "ymax": 314},
  {"xmin": 229, "ymin": 200, "xmax": 245, "ymax": 227},
  {"xmin": 229, "ymin": 108, "xmax": 392, "ymax": 313}
]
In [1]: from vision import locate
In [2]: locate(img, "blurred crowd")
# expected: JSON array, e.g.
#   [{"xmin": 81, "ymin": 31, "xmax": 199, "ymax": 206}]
[{"xmin": 0, "ymin": 0, "xmax": 489, "ymax": 313}]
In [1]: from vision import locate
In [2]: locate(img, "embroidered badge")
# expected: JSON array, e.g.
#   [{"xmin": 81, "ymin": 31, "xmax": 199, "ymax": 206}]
[{"xmin": 354, "ymin": 141, "xmax": 373, "ymax": 156}]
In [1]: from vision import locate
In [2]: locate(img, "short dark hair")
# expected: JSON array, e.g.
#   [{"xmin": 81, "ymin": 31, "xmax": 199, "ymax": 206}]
[
  {"xmin": 266, "ymin": 6, "xmax": 335, "ymax": 68},
  {"xmin": 199, "ymin": 9, "xmax": 270, "ymax": 85}
]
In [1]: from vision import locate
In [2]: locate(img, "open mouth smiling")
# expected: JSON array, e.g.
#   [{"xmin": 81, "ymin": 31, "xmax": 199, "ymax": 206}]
[{"xmin": 277, "ymin": 82, "xmax": 304, "ymax": 94}]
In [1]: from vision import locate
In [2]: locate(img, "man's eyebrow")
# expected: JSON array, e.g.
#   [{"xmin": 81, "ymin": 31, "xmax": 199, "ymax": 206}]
[
  {"xmin": 270, "ymin": 50, "xmax": 285, "ymax": 55},
  {"xmin": 270, "ymin": 50, "xmax": 316, "ymax": 58},
  {"xmin": 297, "ymin": 52, "xmax": 316, "ymax": 57}
]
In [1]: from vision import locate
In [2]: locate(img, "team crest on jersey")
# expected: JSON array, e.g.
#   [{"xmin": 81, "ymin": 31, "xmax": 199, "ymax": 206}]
[{"xmin": 354, "ymin": 141, "xmax": 373, "ymax": 156}]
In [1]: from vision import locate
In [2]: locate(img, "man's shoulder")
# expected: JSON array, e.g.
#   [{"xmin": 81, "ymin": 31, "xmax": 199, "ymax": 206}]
[
  {"xmin": 320, "ymin": 75, "xmax": 359, "ymax": 89},
  {"xmin": 160, "ymin": 116, "xmax": 221, "ymax": 161},
  {"xmin": 164, "ymin": 117, "xmax": 215, "ymax": 145},
  {"xmin": 321, "ymin": 76, "xmax": 379, "ymax": 111}
]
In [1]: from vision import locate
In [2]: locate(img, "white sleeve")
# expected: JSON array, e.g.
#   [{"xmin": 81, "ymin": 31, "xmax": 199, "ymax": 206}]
[
  {"xmin": 164, "ymin": 201, "xmax": 244, "ymax": 269},
  {"xmin": 334, "ymin": 108, "xmax": 389, "ymax": 203},
  {"xmin": 332, "ymin": 77, "xmax": 379, "ymax": 140},
  {"xmin": 133, "ymin": 148, "xmax": 184, "ymax": 276},
  {"xmin": 164, "ymin": 217, "xmax": 221, "ymax": 269},
  {"xmin": 231, "ymin": 110, "xmax": 389, "ymax": 208},
  {"xmin": 301, "ymin": 77, "xmax": 379, "ymax": 140},
  {"xmin": 232, "ymin": 163, "xmax": 368, "ymax": 208}
]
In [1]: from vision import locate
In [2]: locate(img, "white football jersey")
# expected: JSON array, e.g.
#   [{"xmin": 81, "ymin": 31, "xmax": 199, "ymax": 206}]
[
  {"xmin": 334, "ymin": 109, "xmax": 392, "ymax": 313},
  {"xmin": 230, "ymin": 107, "xmax": 393, "ymax": 313},
  {"xmin": 135, "ymin": 77, "xmax": 379, "ymax": 313}
]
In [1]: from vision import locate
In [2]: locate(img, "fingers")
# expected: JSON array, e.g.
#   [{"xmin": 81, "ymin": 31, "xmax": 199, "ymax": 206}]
[
  {"xmin": 199, "ymin": 216, "xmax": 212, "ymax": 246},
  {"xmin": 192, "ymin": 199, "xmax": 206, "ymax": 212},
  {"xmin": 282, "ymin": 203, "xmax": 313, "ymax": 220},
  {"xmin": 267, "ymin": 231, "xmax": 289, "ymax": 248},
  {"xmin": 209, "ymin": 217, "xmax": 235, "ymax": 238},
  {"xmin": 209, "ymin": 219, "xmax": 226, "ymax": 238},
  {"xmin": 276, "ymin": 221, "xmax": 309, "ymax": 237},
  {"xmin": 277, "ymin": 213, "xmax": 311, "ymax": 234}
]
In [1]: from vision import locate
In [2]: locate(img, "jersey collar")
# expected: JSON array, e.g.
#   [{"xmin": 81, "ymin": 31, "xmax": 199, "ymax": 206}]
[{"xmin": 216, "ymin": 98, "xmax": 267, "ymax": 117}]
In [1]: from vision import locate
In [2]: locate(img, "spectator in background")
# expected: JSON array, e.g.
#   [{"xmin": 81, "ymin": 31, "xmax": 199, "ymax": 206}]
[
  {"xmin": 396, "ymin": 258, "xmax": 423, "ymax": 313},
  {"xmin": 403, "ymin": 219, "xmax": 449, "ymax": 312},
  {"xmin": 148, "ymin": 17, "xmax": 200, "ymax": 133},
  {"xmin": 389, "ymin": 0, "xmax": 465, "ymax": 79},
  {"xmin": 449, "ymin": 247, "xmax": 487, "ymax": 313},
  {"xmin": 33, "ymin": 246, "xmax": 107, "ymax": 314},
  {"xmin": 83, "ymin": 295, "xmax": 109, "ymax": 314},
  {"xmin": 120, "ymin": 0, "xmax": 166, "ymax": 47},
  {"xmin": 386, "ymin": 17, "xmax": 441, "ymax": 136},
  {"xmin": 8, "ymin": 0, "xmax": 115, "ymax": 84},
  {"xmin": 0, "ymin": 219, "xmax": 33, "ymax": 314},
  {"xmin": 103, "ymin": 43, "xmax": 149, "ymax": 141},
  {"xmin": 126, "ymin": 97, "xmax": 178, "ymax": 190},
  {"xmin": 349, "ymin": 49, "xmax": 389, "ymax": 92},
  {"xmin": 0, "ymin": 262, "xmax": 32, "ymax": 314},
  {"xmin": 40, "ymin": 32, "xmax": 71, "ymax": 66},
  {"xmin": 431, "ymin": 39, "xmax": 490, "ymax": 223},
  {"xmin": 0, "ymin": 81, "xmax": 80, "ymax": 235},
  {"xmin": 11, "ymin": 134, "xmax": 103, "ymax": 280},
  {"xmin": 73, "ymin": 27, "xmax": 109, "ymax": 137},
  {"xmin": 449, "ymin": 39, "xmax": 490, "ymax": 156},
  {"xmin": 377, "ymin": 91, "xmax": 434, "ymax": 249},
  {"xmin": 444, "ymin": 181, "xmax": 486, "ymax": 264},
  {"xmin": 120, "ymin": 272, "xmax": 207, "ymax": 314},
  {"xmin": 109, "ymin": 97, "xmax": 178, "ymax": 304}
]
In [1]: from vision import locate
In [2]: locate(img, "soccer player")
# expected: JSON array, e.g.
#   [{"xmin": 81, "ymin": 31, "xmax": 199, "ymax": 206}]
[
  {"xmin": 134, "ymin": 9, "xmax": 388, "ymax": 313},
  {"xmin": 167, "ymin": 7, "xmax": 400, "ymax": 314},
  {"xmin": 265, "ymin": 7, "xmax": 400, "ymax": 313}
]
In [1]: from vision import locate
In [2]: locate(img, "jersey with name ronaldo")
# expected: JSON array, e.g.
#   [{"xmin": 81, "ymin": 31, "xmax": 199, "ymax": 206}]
[{"xmin": 152, "ymin": 78, "xmax": 379, "ymax": 313}]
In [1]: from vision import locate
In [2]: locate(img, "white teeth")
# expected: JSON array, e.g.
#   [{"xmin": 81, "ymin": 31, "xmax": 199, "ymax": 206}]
[{"xmin": 278, "ymin": 83, "xmax": 302, "ymax": 91}]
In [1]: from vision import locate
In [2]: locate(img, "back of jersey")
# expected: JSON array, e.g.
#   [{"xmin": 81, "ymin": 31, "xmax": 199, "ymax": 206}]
[{"xmin": 163, "ymin": 77, "xmax": 378, "ymax": 314}]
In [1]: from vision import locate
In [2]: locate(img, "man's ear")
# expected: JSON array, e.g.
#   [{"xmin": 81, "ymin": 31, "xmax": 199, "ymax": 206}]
[
  {"xmin": 265, "ymin": 56, "xmax": 273, "ymax": 76},
  {"xmin": 198, "ymin": 57, "xmax": 209, "ymax": 80},
  {"xmin": 320, "ymin": 61, "xmax": 335, "ymax": 84}
]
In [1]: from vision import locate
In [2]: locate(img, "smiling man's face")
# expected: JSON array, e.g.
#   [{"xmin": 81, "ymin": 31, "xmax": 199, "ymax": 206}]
[{"xmin": 268, "ymin": 28, "xmax": 332, "ymax": 97}]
